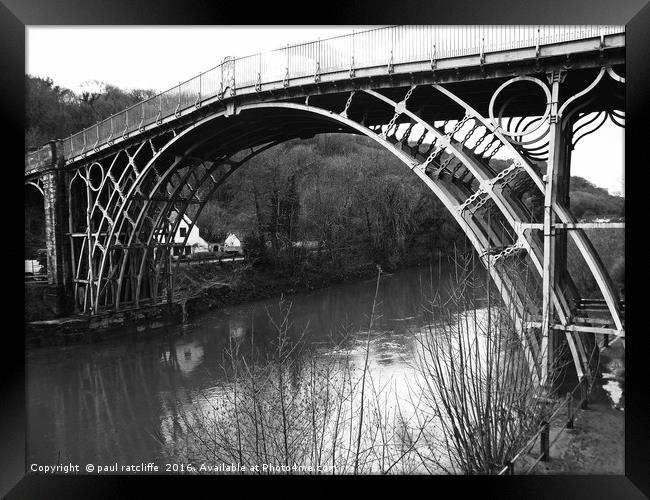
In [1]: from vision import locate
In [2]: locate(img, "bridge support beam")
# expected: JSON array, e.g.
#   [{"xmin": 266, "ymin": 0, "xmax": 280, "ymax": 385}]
[
  {"xmin": 40, "ymin": 144, "xmax": 74, "ymax": 316},
  {"xmin": 541, "ymin": 71, "xmax": 568, "ymax": 385},
  {"xmin": 555, "ymin": 137, "xmax": 574, "ymax": 308}
]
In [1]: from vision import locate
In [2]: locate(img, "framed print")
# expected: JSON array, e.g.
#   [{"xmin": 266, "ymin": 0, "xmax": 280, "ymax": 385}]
[{"xmin": 3, "ymin": 0, "xmax": 649, "ymax": 497}]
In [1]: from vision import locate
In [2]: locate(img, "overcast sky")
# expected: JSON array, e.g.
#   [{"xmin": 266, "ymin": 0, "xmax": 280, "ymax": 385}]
[{"xmin": 26, "ymin": 26, "xmax": 624, "ymax": 195}]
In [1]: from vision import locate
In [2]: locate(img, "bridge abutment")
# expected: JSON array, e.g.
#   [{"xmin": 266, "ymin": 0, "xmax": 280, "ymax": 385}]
[{"xmin": 40, "ymin": 142, "xmax": 74, "ymax": 316}]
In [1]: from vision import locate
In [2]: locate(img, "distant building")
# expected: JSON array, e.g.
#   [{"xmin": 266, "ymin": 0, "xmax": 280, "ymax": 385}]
[
  {"xmin": 223, "ymin": 233, "xmax": 243, "ymax": 254},
  {"xmin": 25, "ymin": 259, "xmax": 43, "ymax": 274},
  {"xmin": 164, "ymin": 211, "xmax": 211, "ymax": 258},
  {"xmin": 25, "ymin": 248, "xmax": 47, "ymax": 276}
]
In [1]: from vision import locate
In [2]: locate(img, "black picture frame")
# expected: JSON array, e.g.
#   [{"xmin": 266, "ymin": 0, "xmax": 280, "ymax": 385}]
[{"xmin": 3, "ymin": 0, "xmax": 649, "ymax": 497}]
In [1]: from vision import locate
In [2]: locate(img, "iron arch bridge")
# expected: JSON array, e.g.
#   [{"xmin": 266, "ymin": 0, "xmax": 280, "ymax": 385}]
[{"xmin": 25, "ymin": 25, "xmax": 625, "ymax": 384}]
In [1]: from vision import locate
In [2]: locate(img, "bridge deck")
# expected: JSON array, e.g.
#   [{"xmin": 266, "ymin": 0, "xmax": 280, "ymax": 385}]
[{"xmin": 25, "ymin": 25, "xmax": 624, "ymax": 176}]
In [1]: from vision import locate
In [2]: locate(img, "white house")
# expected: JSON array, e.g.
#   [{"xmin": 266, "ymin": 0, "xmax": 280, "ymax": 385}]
[
  {"xmin": 165, "ymin": 211, "xmax": 210, "ymax": 257},
  {"xmin": 223, "ymin": 233, "xmax": 242, "ymax": 254},
  {"xmin": 25, "ymin": 259, "xmax": 43, "ymax": 274},
  {"xmin": 224, "ymin": 233, "xmax": 241, "ymax": 247}
]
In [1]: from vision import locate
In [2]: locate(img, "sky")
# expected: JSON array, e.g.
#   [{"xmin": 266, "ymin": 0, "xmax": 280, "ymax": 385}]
[{"xmin": 26, "ymin": 26, "xmax": 624, "ymax": 196}]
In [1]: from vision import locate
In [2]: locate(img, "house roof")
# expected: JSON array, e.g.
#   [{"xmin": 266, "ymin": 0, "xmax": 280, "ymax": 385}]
[
  {"xmin": 224, "ymin": 233, "xmax": 241, "ymax": 245},
  {"xmin": 168, "ymin": 210, "xmax": 193, "ymax": 226}
]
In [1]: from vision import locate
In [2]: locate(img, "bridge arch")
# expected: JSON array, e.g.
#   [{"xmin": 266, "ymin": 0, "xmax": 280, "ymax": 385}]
[
  {"xmin": 78, "ymin": 99, "xmax": 555, "ymax": 378},
  {"xmin": 70, "ymin": 70, "xmax": 624, "ymax": 382}
]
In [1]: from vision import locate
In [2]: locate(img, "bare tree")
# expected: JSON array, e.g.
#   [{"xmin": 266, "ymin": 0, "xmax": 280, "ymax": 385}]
[
  {"xmin": 408, "ymin": 252, "xmax": 564, "ymax": 474},
  {"xmin": 157, "ymin": 284, "xmax": 424, "ymax": 474}
]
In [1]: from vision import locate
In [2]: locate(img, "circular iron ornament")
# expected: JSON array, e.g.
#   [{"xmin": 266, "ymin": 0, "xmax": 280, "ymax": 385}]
[
  {"xmin": 88, "ymin": 162, "xmax": 105, "ymax": 192},
  {"xmin": 488, "ymin": 76, "xmax": 552, "ymax": 138}
]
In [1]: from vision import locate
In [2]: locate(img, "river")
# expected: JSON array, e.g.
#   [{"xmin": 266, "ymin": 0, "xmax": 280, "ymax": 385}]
[
  {"xmin": 27, "ymin": 264, "xmax": 459, "ymax": 469},
  {"xmin": 26, "ymin": 262, "xmax": 623, "ymax": 474}
]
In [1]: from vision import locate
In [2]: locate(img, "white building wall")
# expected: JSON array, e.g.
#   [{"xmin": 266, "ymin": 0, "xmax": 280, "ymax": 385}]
[
  {"xmin": 224, "ymin": 233, "xmax": 241, "ymax": 247},
  {"xmin": 174, "ymin": 216, "xmax": 208, "ymax": 248},
  {"xmin": 161, "ymin": 212, "xmax": 210, "ymax": 256}
]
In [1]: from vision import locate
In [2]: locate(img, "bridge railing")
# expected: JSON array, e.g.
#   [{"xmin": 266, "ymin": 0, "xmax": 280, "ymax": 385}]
[{"xmin": 28, "ymin": 24, "xmax": 623, "ymax": 167}]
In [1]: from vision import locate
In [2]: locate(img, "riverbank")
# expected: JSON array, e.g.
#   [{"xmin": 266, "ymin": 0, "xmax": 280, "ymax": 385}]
[
  {"xmin": 517, "ymin": 336, "xmax": 625, "ymax": 474},
  {"xmin": 25, "ymin": 260, "xmax": 391, "ymax": 348},
  {"xmin": 175, "ymin": 261, "xmax": 385, "ymax": 318},
  {"xmin": 25, "ymin": 281, "xmax": 58, "ymax": 321}
]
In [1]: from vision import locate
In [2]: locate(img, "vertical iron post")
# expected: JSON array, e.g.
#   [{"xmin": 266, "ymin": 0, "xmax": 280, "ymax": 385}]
[
  {"xmin": 167, "ymin": 246, "xmax": 173, "ymax": 304},
  {"xmin": 284, "ymin": 43, "xmax": 290, "ymax": 87},
  {"xmin": 566, "ymin": 392, "xmax": 574, "ymax": 429},
  {"xmin": 580, "ymin": 378, "xmax": 589, "ymax": 409},
  {"xmin": 85, "ymin": 165, "xmax": 95, "ymax": 313},
  {"xmin": 350, "ymin": 29, "xmax": 355, "ymax": 78},
  {"xmin": 177, "ymin": 82, "xmax": 181, "ymax": 115},
  {"xmin": 198, "ymin": 72, "xmax": 202, "ymax": 106},
  {"xmin": 540, "ymin": 420, "xmax": 550, "ymax": 461},
  {"xmin": 231, "ymin": 58, "xmax": 236, "ymax": 95},
  {"xmin": 541, "ymin": 70, "xmax": 565, "ymax": 385}
]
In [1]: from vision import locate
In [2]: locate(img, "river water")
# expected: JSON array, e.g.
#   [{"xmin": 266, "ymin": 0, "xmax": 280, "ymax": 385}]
[
  {"xmin": 27, "ymin": 262, "xmax": 625, "ymax": 474},
  {"xmin": 27, "ymin": 264, "xmax": 459, "ymax": 469}
]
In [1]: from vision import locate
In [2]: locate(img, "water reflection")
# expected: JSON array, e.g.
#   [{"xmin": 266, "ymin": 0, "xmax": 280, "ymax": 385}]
[{"xmin": 27, "ymin": 264, "xmax": 458, "ymax": 468}]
